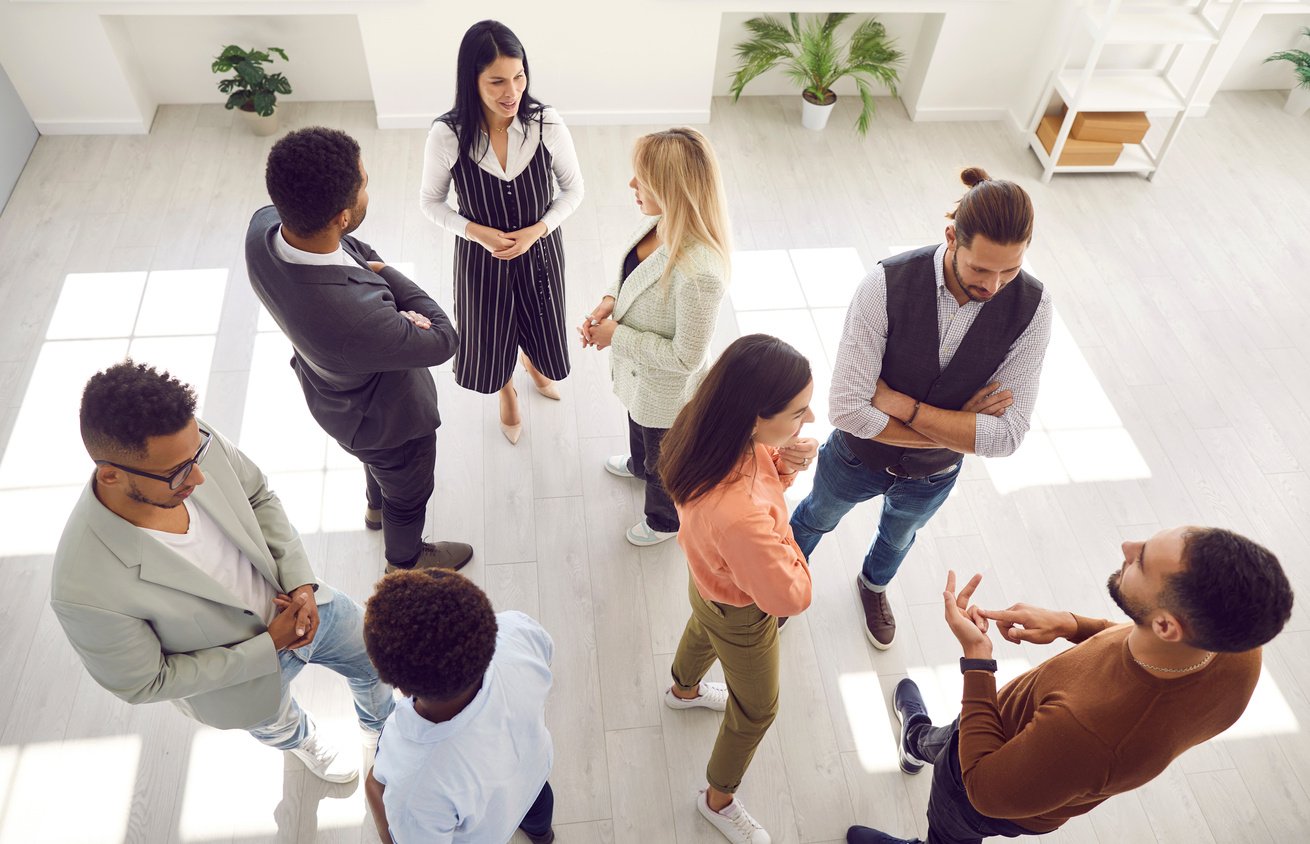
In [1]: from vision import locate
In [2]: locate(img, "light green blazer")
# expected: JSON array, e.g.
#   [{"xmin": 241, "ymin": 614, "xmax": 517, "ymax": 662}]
[
  {"xmin": 607, "ymin": 216, "xmax": 727, "ymax": 429},
  {"xmin": 50, "ymin": 423, "xmax": 329, "ymax": 730}
]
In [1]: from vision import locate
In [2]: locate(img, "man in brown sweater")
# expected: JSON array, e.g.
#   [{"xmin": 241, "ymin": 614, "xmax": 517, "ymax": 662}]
[{"xmin": 847, "ymin": 525, "xmax": 1293, "ymax": 844}]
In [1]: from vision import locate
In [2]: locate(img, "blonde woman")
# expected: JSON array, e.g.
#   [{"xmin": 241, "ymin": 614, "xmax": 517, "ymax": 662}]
[{"xmin": 579, "ymin": 127, "xmax": 730, "ymax": 547}]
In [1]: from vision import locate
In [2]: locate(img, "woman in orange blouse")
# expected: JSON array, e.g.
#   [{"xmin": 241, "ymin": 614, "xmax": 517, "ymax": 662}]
[{"xmin": 656, "ymin": 333, "xmax": 819, "ymax": 844}]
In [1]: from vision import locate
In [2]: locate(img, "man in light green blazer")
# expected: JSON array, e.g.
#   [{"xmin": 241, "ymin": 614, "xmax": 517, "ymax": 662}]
[{"xmin": 51, "ymin": 360, "xmax": 394, "ymax": 783}]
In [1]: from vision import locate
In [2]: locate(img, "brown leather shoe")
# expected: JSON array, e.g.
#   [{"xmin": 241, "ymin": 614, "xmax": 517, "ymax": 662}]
[
  {"xmin": 364, "ymin": 507, "xmax": 382, "ymax": 531},
  {"xmin": 856, "ymin": 576, "xmax": 896, "ymax": 649},
  {"xmin": 386, "ymin": 541, "xmax": 474, "ymax": 573}
]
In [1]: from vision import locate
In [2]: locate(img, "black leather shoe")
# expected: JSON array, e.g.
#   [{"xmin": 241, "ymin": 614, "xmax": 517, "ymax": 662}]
[{"xmin": 893, "ymin": 677, "xmax": 929, "ymax": 774}]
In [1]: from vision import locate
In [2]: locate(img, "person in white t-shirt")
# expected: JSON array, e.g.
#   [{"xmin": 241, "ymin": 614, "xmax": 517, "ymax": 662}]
[
  {"xmin": 51, "ymin": 360, "xmax": 394, "ymax": 785},
  {"xmin": 363, "ymin": 569, "xmax": 555, "ymax": 844}
]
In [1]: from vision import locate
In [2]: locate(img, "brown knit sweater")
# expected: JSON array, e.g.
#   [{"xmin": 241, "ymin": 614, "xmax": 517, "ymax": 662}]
[{"xmin": 958, "ymin": 616, "xmax": 1261, "ymax": 833}]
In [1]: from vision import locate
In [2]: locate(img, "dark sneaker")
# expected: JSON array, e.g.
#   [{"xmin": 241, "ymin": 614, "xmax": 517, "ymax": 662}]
[
  {"xmin": 856, "ymin": 577, "xmax": 896, "ymax": 649},
  {"xmin": 893, "ymin": 678, "xmax": 929, "ymax": 774},
  {"xmin": 364, "ymin": 507, "xmax": 382, "ymax": 531},
  {"xmin": 523, "ymin": 829, "xmax": 555, "ymax": 844},
  {"xmin": 386, "ymin": 541, "xmax": 474, "ymax": 573},
  {"xmin": 846, "ymin": 825, "xmax": 920, "ymax": 844}
]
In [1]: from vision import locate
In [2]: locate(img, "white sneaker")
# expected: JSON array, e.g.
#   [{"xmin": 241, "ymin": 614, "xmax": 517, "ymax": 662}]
[
  {"xmin": 289, "ymin": 731, "xmax": 359, "ymax": 783},
  {"xmin": 605, "ymin": 454, "xmax": 636, "ymax": 478},
  {"xmin": 697, "ymin": 790, "xmax": 770, "ymax": 844},
  {"xmin": 664, "ymin": 682, "xmax": 729, "ymax": 712},
  {"xmin": 627, "ymin": 518, "xmax": 677, "ymax": 547}
]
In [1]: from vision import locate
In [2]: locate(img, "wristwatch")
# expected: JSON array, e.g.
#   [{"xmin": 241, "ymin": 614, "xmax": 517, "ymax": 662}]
[{"xmin": 959, "ymin": 657, "xmax": 998, "ymax": 674}]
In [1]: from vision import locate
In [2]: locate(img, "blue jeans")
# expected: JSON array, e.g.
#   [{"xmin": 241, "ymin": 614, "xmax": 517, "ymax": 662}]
[
  {"xmin": 247, "ymin": 590, "xmax": 395, "ymax": 750},
  {"xmin": 789, "ymin": 430, "xmax": 960, "ymax": 589}
]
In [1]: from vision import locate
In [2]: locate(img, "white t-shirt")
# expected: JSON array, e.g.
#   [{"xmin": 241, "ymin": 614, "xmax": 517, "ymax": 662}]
[
  {"xmin": 373, "ymin": 611, "xmax": 554, "ymax": 844},
  {"xmin": 143, "ymin": 500, "xmax": 280, "ymax": 625}
]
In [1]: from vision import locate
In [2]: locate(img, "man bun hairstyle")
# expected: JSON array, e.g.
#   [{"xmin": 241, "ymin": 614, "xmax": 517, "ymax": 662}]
[
  {"xmin": 265, "ymin": 127, "xmax": 363, "ymax": 237},
  {"xmin": 1165, "ymin": 528, "xmax": 1293, "ymax": 652},
  {"xmin": 80, "ymin": 359, "xmax": 197, "ymax": 460},
  {"xmin": 364, "ymin": 569, "xmax": 499, "ymax": 700},
  {"xmin": 946, "ymin": 166, "xmax": 1034, "ymax": 248}
]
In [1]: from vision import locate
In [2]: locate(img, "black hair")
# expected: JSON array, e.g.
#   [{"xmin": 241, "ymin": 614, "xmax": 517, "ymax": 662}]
[
  {"xmin": 436, "ymin": 20, "xmax": 548, "ymax": 164},
  {"xmin": 264, "ymin": 127, "xmax": 363, "ymax": 237},
  {"xmin": 659, "ymin": 334, "xmax": 812, "ymax": 504},
  {"xmin": 1165, "ymin": 528, "xmax": 1293, "ymax": 652},
  {"xmin": 80, "ymin": 360, "xmax": 197, "ymax": 460},
  {"xmin": 364, "ymin": 569, "xmax": 499, "ymax": 700}
]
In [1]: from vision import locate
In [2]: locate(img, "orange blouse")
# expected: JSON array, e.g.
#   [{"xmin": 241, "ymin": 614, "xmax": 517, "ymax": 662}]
[{"xmin": 674, "ymin": 443, "xmax": 812, "ymax": 617}]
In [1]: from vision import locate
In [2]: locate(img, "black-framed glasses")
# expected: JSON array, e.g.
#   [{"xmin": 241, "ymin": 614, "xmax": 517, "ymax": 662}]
[{"xmin": 96, "ymin": 428, "xmax": 213, "ymax": 490}]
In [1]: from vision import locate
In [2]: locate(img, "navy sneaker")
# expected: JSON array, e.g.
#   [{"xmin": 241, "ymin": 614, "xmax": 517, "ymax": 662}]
[
  {"xmin": 846, "ymin": 826, "xmax": 920, "ymax": 844},
  {"xmin": 893, "ymin": 678, "xmax": 929, "ymax": 774}
]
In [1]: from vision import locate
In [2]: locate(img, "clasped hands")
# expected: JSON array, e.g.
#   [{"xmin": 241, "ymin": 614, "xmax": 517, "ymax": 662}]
[
  {"xmin": 943, "ymin": 570, "xmax": 1079, "ymax": 660},
  {"xmin": 577, "ymin": 297, "xmax": 617, "ymax": 350},
  {"xmin": 467, "ymin": 221, "xmax": 547, "ymax": 261},
  {"xmin": 269, "ymin": 584, "xmax": 319, "ymax": 651}
]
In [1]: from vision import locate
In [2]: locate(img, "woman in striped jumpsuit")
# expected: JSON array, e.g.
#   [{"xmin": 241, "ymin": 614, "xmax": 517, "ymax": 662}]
[{"xmin": 420, "ymin": 20, "xmax": 584, "ymax": 444}]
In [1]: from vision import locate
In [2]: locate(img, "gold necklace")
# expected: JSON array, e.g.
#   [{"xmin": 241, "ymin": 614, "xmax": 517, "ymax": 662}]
[{"xmin": 1132, "ymin": 650, "xmax": 1216, "ymax": 674}]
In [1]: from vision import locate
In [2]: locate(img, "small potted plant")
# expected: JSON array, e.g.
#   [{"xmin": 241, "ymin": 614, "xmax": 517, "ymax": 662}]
[
  {"xmin": 729, "ymin": 12, "xmax": 903, "ymax": 134},
  {"xmin": 212, "ymin": 45, "xmax": 292, "ymax": 135},
  {"xmin": 1265, "ymin": 26, "xmax": 1310, "ymax": 117}
]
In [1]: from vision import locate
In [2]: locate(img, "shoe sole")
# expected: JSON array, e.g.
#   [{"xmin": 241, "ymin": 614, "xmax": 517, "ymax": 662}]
[
  {"xmin": 864, "ymin": 626, "xmax": 894, "ymax": 650},
  {"xmin": 627, "ymin": 532, "xmax": 676, "ymax": 547},
  {"xmin": 893, "ymin": 700, "xmax": 925, "ymax": 775},
  {"xmin": 364, "ymin": 519, "xmax": 382, "ymax": 531},
  {"xmin": 604, "ymin": 463, "xmax": 635, "ymax": 479}
]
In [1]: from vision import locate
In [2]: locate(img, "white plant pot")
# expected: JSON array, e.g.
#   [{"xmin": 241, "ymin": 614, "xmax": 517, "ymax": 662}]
[
  {"xmin": 801, "ymin": 95, "xmax": 836, "ymax": 131},
  {"xmin": 1284, "ymin": 85, "xmax": 1310, "ymax": 117},
  {"xmin": 241, "ymin": 109, "xmax": 280, "ymax": 136}
]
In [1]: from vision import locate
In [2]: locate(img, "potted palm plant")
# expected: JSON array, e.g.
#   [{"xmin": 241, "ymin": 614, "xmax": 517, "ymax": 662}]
[
  {"xmin": 729, "ymin": 13, "xmax": 903, "ymax": 134},
  {"xmin": 1265, "ymin": 27, "xmax": 1310, "ymax": 117},
  {"xmin": 212, "ymin": 45, "xmax": 292, "ymax": 136}
]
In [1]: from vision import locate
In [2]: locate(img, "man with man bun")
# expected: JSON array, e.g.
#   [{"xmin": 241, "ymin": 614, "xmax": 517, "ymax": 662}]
[{"xmin": 790, "ymin": 167, "xmax": 1053, "ymax": 649}]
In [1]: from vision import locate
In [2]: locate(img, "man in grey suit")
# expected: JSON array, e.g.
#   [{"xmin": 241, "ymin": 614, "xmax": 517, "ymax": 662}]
[
  {"xmin": 51, "ymin": 361, "xmax": 394, "ymax": 783},
  {"xmin": 247, "ymin": 126, "xmax": 470, "ymax": 573}
]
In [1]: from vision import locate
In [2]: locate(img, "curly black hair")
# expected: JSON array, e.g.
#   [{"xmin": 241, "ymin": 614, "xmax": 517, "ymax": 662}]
[
  {"xmin": 1164, "ymin": 528, "xmax": 1293, "ymax": 652},
  {"xmin": 80, "ymin": 359, "xmax": 197, "ymax": 460},
  {"xmin": 265, "ymin": 127, "xmax": 362, "ymax": 237},
  {"xmin": 364, "ymin": 569, "xmax": 499, "ymax": 700}
]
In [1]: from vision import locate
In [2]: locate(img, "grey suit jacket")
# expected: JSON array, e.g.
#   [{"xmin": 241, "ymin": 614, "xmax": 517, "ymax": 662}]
[
  {"xmin": 50, "ymin": 424, "xmax": 331, "ymax": 730},
  {"xmin": 606, "ymin": 216, "xmax": 727, "ymax": 429},
  {"xmin": 245, "ymin": 205, "xmax": 458, "ymax": 451}
]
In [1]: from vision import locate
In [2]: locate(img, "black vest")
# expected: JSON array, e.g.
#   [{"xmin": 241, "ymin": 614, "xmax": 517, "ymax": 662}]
[{"xmin": 842, "ymin": 245, "xmax": 1043, "ymax": 477}]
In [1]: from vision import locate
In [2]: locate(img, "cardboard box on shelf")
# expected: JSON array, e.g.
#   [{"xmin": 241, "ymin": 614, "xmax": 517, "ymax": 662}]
[
  {"xmin": 1037, "ymin": 114, "xmax": 1123, "ymax": 166},
  {"xmin": 1071, "ymin": 111, "xmax": 1150, "ymax": 144}
]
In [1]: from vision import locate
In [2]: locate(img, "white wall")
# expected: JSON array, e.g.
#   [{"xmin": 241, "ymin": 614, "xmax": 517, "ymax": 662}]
[
  {"xmin": 711, "ymin": 12, "xmax": 924, "ymax": 98},
  {"xmin": 114, "ymin": 15, "xmax": 373, "ymax": 107},
  {"xmin": 1222, "ymin": 13, "xmax": 1310, "ymax": 90},
  {"xmin": 4, "ymin": 0, "xmax": 1300, "ymax": 137},
  {"xmin": 0, "ymin": 61, "xmax": 37, "ymax": 212}
]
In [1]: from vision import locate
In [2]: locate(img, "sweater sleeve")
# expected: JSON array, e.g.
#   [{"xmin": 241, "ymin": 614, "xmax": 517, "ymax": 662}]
[
  {"xmin": 957, "ymin": 671, "xmax": 1112, "ymax": 820},
  {"xmin": 715, "ymin": 510, "xmax": 812, "ymax": 617},
  {"xmin": 1068, "ymin": 614, "xmax": 1119, "ymax": 644}
]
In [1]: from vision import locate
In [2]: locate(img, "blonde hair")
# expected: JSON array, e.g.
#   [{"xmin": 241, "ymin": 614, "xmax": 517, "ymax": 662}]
[{"xmin": 632, "ymin": 127, "xmax": 732, "ymax": 287}]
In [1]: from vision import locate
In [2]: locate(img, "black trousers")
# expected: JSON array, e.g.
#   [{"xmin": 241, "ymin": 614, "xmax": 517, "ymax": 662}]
[
  {"xmin": 906, "ymin": 717, "xmax": 1035, "ymax": 844},
  {"xmin": 519, "ymin": 781, "xmax": 554, "ymax": 837},
  {"xmin": 628, "ymin": 415, "xmax": 679, "ymax": 533},
  {"xmin": 342, "ymin": 433, "xmax": 436, "ymax": 565}
]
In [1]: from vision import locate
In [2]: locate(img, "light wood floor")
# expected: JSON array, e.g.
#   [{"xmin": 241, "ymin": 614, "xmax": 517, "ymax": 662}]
[{"xmin": 1, "ymin": 92, "xmax": 1308, "ymax": 844}]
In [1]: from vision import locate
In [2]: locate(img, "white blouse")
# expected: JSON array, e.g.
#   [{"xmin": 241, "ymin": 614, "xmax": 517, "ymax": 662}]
[{"xmin": 419, "ymin": 106, "xmax": 585, "ymax": 237}]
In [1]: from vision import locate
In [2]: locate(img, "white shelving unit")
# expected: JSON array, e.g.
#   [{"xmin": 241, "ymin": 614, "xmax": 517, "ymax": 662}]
[{"xmin": 1027, "ymin": 0, "xmax": 1246, "ymax": 181}]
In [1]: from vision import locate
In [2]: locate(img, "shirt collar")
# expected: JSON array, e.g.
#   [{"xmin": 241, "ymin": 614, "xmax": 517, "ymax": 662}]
[{"xmin": 398, "ymin": 663, "xmax": 497, "ymax": 743}]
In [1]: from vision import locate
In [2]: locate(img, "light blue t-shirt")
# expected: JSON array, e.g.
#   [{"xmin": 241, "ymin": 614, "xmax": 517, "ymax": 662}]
[{"xmin": 373, "ymin": 611, "xmax": 554, "ymax": 843}]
